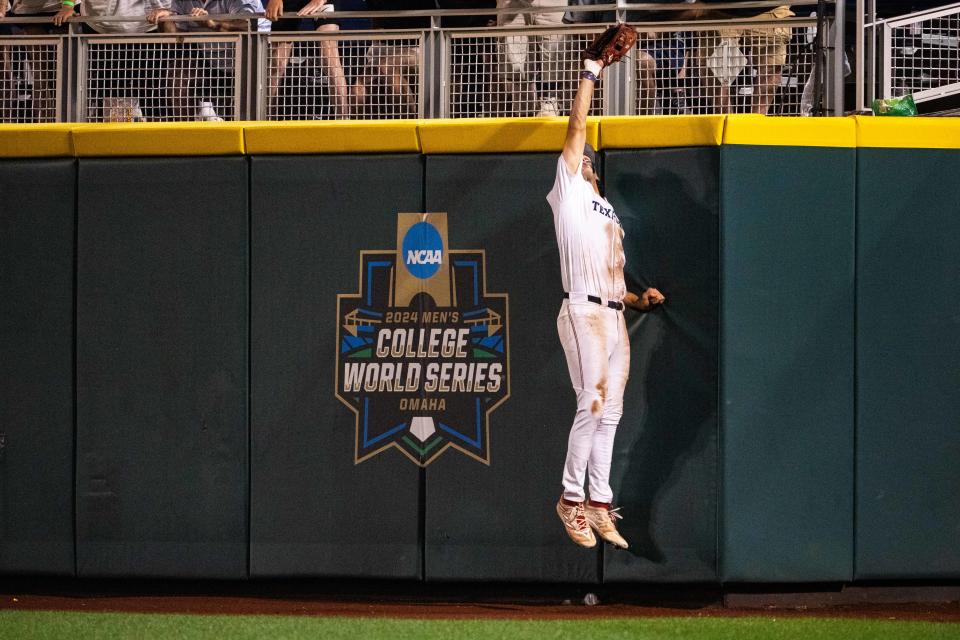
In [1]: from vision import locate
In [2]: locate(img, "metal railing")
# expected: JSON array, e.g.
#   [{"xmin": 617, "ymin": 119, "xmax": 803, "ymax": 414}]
[
  {"xmin": 627, "ymin": 18, "xmax": 819, "ymax": 116},
  {"xmin": 79, "ymin": 35, "xmax": 242, "ymax": 122},
  {"xmin": 260, "ymin": 32, "xmax": 424, "ymax": 120},
  {"xmin": 881, "ymin": 2, "xmax": 960, "ymax": 104},
  {"xmin": 444, "ymin": 28, "xmax": 606, "ymax": 117},
  {"xmin": 0, "ymin": 38, "xmax": 62, "ymax": 122},
  {"xmin": 0, "ymin": 2, "xmax": 837, "ymax": 123}
]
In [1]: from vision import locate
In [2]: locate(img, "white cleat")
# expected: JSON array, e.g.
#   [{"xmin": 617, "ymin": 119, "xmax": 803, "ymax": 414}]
[
  {"xmin": 584, "ymin": 504, "xmax": 629, "ymax": 549},
  {"xmin": 556, "ymin": 499, "xmax": 597, "ymax": 548}
]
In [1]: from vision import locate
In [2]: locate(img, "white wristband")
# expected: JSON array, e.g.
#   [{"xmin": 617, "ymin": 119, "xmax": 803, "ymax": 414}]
[{"xmin": 582, "ymin": 58, "xmax": 602, "ymax": 76}]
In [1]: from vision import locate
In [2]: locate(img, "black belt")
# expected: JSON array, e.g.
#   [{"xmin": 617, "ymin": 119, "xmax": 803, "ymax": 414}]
[{"xmin": 563, "ymin": 292, "xmax": 624, "ymax": 311}]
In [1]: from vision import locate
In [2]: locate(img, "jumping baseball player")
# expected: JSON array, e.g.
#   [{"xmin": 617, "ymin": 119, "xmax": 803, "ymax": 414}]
[{"xmin": 548, "ymin": 25, "xmax": 665, "ymax": 549}]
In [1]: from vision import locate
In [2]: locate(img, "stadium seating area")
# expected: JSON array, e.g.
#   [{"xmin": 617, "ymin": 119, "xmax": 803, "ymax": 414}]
[{"xmin": 0, "ymin": 1, "xmax": 825, "ymax": 121}]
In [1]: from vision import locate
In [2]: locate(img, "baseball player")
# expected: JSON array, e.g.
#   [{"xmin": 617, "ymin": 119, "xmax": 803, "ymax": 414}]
[{"xmin": 548, "ymin": 36, "xmax": 666, "ymax": 549}]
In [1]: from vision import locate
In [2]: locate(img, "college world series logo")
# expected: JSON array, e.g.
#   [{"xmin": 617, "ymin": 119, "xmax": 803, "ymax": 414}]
[{"xmin": 336, "ymin": 213, "xmax": 510, "ymax": 466}]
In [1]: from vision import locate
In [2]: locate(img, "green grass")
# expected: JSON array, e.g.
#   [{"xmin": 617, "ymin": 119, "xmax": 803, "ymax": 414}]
[{"xmin": 0, "ymin": 611, "xmax": 957, "ymax": 640}]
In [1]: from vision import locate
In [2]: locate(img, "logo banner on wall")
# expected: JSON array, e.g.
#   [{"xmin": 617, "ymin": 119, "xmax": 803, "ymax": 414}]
[{"xmin": 336, "ymin": 213, "xmax": 510, "ymax": 466}]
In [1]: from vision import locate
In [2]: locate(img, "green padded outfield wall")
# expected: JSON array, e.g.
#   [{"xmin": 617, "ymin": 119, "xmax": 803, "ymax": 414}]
[
  {"xmin": 250, "ymin": 155, "xmax": 423, "ymax": 578},
  {"xmin": 603, "ymin": 148, "xmax": 719, "ymax": 582},
  {"xmin": 0, "ymin": 160, "xmax": 76, "ymax": 575},
  {"xmin": 720, "ymin": 143, "xmax": 855, "ymax": 582},
  {"xmin": 0, "ymin": 118, "xmax": 958, "ymax": 583},
  {"xmin": 856, "ymin": 147, "xmax": 960, "ymax": 579},
  {"xmin": 75, "ymin": 158, "xmax": 249, "ymax": 578}
]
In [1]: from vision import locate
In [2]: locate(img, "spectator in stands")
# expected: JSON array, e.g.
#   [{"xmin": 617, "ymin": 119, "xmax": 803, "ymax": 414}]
[
  {"xmin": 148, "ymin": 0, "xmax": 267, "ymax": 121},
  {"xmin": 359, "ymin": 0, "xmax": 432, "ymax": 118},
  {"xmin": 565, "ymin": 0, "xmax": 697, "ymax": 115},
  {"xmin": 437, "ymin": 0, "xmax": 496, "ymax": 117},
  {"xmin": 2, "ymin": 0, "xmax": 75, "ymax": 31},
  {"xmin": 263, "ymin": 0, "xmax": 351, "ymax": 119},
  {"xmin": 148, "ymin": 0, "xmax": 267, "ymax": 32},
  {"xmin": 563, "ymin": 0, "xmax": 661, "ymax": 115},
  {"xmin": 82, "ymin": 0, "xmax": 158, "ymax": 122},
  {"xmin": 437, "ymin": 0, "xmax": 494, "ymax": 27},
  {"xmin": 0, "ymin": 0, "xmax": 74, "ymax": 121},
  {"xmin": 687, "ymin": 1, "xmax": 795, "ymax": 115},
  {"xmin": 496, "ymin": 0, "xmax": 567, "ymax": 117},
  {"xmin": 642, "ymin": 31, "xmax": 689, "ymax": 115}
]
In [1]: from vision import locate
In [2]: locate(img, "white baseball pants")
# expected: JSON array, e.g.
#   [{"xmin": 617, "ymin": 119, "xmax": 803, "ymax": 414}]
[{"xmin": 557, "ymin": 299, "xmax": 630, "ymax": 504}]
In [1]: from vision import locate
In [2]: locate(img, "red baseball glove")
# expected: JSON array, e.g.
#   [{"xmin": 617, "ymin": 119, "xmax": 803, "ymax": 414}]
[{"xmin": 582, "ymin": 23, "xmax": 639, "ymax": 67}]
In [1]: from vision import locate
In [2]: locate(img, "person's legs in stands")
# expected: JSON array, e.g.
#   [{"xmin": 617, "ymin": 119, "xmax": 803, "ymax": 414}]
[
  {"xmin": 17, "ymin": 22, "xmax": 64, "ymax": 121},
  {"xmin": 269, "ymin": 41, "xmax": 294, "ymax": 111},
  {"xmin": 0, "ymin": 44, "xmax": 11, "ymax": 119},
  {"xmin": 743, "ymin": 7, "xmax": 793, "ymax": 115},
  {"xmin": 693, "ymin": 29, "xmax": 733, "ymax": 114},
  {"xmin": 316, "ymin": 22, "xmax": 350, "ymax": 118},
  {"xmin": 367, "ymin": 43, "xmax": 418, "ymax": 117},
  {"xmin": 747, "ymin": 31, "xmax": 788, "ymax": 115},
  {"xmin": 335, "ymin": 39, "xmax": 368, "ymax": 117},
  {"xmin": 637, "ymin": 48, "xmax": 658, "ymax": 115},
  {"xmin": 498, "ymin": 3, "xmax": 535, "ymax": 116},
  {"xmin": 532, "ymin": 0, "xmax": 565, "ymax": 116},
  {"xmin": 171, "ymin": 42, "xmax": 201, "ymax": 120},
  {"xmin": 268, "ymin": 16, "xmax": 310, "ymax": 116}
]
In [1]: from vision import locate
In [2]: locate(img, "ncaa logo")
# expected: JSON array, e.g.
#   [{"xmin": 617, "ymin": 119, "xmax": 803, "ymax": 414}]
[{"xmin": 402, "ymin": 221, "xmax": 443, "ymax": 279}]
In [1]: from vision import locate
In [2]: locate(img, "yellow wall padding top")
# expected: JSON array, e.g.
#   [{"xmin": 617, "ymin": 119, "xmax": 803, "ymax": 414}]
[
  {"xmin": 418, "ymin": 117, "xmax": 599, "ymax": 154},
  {"xmin": 855, "ymin": 116, "xmax": 960, "ymax": 149},
  {"xmin": 600, "ymin": 115, "xmax": 725, "ymax": 148},
  {"xmin": 0, "ymin": 124, "xmax": 76, "ymax": 158},
  {"xmin": 723, "ymin": 115, "xmax": 856, "ymax": 148},
  {"xmin": 71, "ymin": 122, "xmax": 246, "ymax": 157},
  {"xmin": 243, "ymin": 120, "xmax": 421, "ymax": 154},
  {"xmin": 6, "ymin": 117, "xmax": 960, "ymax": 157}
]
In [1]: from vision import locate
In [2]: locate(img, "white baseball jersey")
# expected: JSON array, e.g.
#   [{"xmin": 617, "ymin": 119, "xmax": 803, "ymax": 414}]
[{"xmin": 546, "ymin": 156, "xmax": 626, "ymax": 302}]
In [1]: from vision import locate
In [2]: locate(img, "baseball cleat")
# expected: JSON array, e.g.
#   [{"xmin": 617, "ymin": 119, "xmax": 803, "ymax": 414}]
[
  {"xmin": 584, "ymin": 503, "xmax": 629, "ymax": 549},
  {"xmin": 556, "ymin": 499, "xmax": 597, "ymax": 548}
]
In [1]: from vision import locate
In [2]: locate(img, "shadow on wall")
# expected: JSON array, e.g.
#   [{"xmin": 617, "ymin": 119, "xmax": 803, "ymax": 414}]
[{"xmin": 606, "ymin": 156, "xmax": 720, "ymax": 580}]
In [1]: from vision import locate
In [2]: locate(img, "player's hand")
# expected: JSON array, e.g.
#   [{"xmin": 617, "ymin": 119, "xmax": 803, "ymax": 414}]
[
  {"xmin": 189, "ymin": 7, "xmax": 208, "ymax": 16},
  {"xmin": 638, "ymin": 287, "xmax": 666, "ymax": 311},
  {"xmin": 297, "ymin": 0, "xmax": 327, "ymax": 16},
  {"xmin": 52, "ymin": 5, "xmax": 75, "ymax": 25},
  {"xmin": 265, "ymin": 0, "xmax": 283, "ymax": 21},
  {"xmin": 583, "ymin": 57, "xmax": 603, "ymax": 77},
  {"xmin": 147, "ymin": 8, "xmax": 172, "ymax": 24}
]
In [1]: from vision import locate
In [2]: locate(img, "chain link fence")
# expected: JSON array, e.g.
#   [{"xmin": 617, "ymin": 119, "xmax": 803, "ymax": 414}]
[
  {"xmin": 81, "ymin": 36, "xmax": 241, "ymax": 122},
  {"xmin": 0, "ymin": 11, "xmax": 834, "ymax": 122},
  {"xmin": 0, "ymin": 38, "xmax": 61, "ymax": 123},
  {"xmin": 632, "ymin": 21, "xmax": 816, "ymax": 117},
  {"xmin": 263, "ymin": 33, "xmax": 422, "ymax": 120},
  {"xmin": 446, "ymin": 29, "xmax": 604, "ymax": 118}
]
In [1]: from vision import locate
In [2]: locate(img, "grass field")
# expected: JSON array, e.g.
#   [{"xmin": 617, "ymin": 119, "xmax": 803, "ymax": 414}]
[{"xmin": 1, "ymin": 611, "xmax": 959, "ymax": 640}]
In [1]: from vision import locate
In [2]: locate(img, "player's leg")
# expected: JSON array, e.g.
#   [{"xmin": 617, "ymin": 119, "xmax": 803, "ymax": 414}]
[
  {"xmin": 556, "ymin": 301, "xmax": 610, "ymax": 547},
  {"xmin": 558, "ymin": 302, "xmax": 612, "ymax": 503},
  {"xmin": 587, "ymin": 310, "xmax": 629, "ymax": 504},
  {"xmin": 584, "ymin": 310, "xmax": 630, "ymax": 548}
]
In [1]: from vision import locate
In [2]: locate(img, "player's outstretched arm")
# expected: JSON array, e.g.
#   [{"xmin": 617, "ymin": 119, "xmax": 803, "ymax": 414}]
[
  {"xmin": 561, "ymin": 58, "xmax": 603, "ymax": 176},
  {"xmin": 624, "ymin": 288, "xmax": 666, "ymax": 312}
]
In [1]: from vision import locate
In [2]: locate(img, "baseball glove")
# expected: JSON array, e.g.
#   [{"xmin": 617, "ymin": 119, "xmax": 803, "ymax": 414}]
[{"xmin": 582, "ymin": 23, "xmax": 639, "ymax": 67}]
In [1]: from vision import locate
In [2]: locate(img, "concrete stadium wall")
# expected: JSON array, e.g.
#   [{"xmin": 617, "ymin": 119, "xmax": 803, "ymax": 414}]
[{"xmin": 0, "ymin": 117, "xmax": 957, "ymax": 583}]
